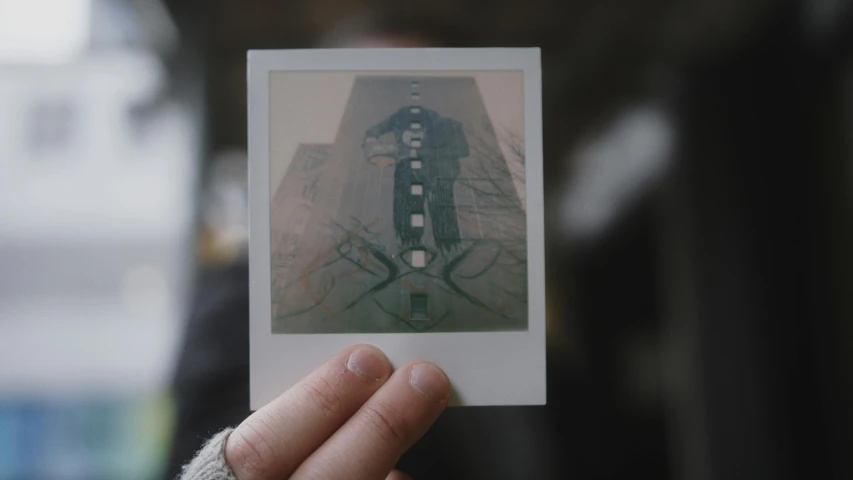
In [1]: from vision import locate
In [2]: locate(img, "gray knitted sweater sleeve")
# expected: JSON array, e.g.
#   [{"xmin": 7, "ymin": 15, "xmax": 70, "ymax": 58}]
[{"xmin": 178, "ymin": 428, "xmax": 238, "ymax": 480}]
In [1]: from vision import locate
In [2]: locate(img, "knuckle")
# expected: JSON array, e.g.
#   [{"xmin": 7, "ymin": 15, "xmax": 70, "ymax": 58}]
[
  {"xmin": 226, "ymin": 419, "xmax": 283, "ymax": 479},
  {"xmin": 361, "ymin": 400, "xmax": 409, "ymax": 445},
  {"xmin": 299, "ymin": 373, "xmax": 345, "ymax": 418}
]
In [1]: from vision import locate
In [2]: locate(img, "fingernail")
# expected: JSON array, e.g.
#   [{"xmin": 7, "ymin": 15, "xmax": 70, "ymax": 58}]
[
  {"xmin": 409, "ymin": 364, "xmax": 449, "ymax": 401},
  {"xmin": 346, "ymin": 347, "xmax": 388, "ymax": 381}
]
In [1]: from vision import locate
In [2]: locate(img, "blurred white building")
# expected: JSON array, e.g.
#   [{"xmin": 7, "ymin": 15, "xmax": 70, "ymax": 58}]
[{"xmin": 0, "ymin": 0, "xmax": 197, "ymax": 398}]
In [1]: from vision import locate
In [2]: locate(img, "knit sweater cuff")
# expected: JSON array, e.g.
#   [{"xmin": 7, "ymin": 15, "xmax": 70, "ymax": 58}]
[{"xmin": 179, "ymin": 428, "xmax": 238, "ymax": 480}]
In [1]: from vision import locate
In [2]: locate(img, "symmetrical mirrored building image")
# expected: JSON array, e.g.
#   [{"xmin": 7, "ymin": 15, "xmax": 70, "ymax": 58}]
[{"xmin": 270, "ymin": 72, "xmax": 527, "ymax": 333}]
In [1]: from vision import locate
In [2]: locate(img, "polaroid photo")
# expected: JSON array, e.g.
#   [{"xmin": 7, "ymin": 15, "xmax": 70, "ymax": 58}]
[{"xmin": 248, "ymin": 48, "xmax": 545, "ymax": 407}]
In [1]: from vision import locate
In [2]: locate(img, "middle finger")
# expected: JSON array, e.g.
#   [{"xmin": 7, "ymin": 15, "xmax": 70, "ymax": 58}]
[
  {"xmin": 225, "ymin": 345, "xmax": 392, "ymax": 479},
  {"xmin": 292, "ymin": 361, "xmax": 451, "ymax": 480}
]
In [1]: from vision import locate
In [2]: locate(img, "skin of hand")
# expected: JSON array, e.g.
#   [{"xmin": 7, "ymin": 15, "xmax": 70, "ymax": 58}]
[{"xmin": 223, "ymin": 345, "xmax": 451, "ymax": 480}]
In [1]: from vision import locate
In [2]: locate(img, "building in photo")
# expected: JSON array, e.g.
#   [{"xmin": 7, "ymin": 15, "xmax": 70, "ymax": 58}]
[{"xmin": 270, "ymin": 73, "xmax": 526, "ymax": 333}]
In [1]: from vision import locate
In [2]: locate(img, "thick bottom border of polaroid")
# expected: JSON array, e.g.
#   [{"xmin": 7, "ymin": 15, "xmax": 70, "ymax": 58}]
[{"xmin": 249, "ymin": 332, "xmax": 546, "ymax": 408}]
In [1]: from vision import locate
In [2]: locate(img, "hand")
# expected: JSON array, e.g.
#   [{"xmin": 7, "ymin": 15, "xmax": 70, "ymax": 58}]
[
  {"xmin": 224, "ymin": 345, "xmax": 451, "ymax": 480},
  {"xmin": 364, "ymin": 136, "xmax": 398, "ymax": 160}
]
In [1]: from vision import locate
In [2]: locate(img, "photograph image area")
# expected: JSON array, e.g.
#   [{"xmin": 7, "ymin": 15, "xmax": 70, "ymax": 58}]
[{"xmin": 269, "ymin": 71, "xmax": 527, "ymax": 333}]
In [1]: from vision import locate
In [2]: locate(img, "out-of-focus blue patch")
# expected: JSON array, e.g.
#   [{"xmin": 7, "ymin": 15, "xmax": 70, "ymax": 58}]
[{"xmin": 0, "ymin": 398, "xmax": 170, "ymax": 480}]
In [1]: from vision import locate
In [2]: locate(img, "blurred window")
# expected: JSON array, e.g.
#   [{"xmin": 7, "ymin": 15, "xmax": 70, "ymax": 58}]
[
  {"xmin": 412, "ymin": 249, "xmax": 426, "ymax": 267},
  {"xmin": 27, "ymin": 99, "xmax": 77, "ymax": 153},
  {"xmin": 411, "ymin": 293, "xmax": 428, "ymax": 319}
]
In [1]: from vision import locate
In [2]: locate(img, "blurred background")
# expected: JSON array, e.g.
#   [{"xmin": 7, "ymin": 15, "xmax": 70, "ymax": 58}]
[{"xmin": 0, "ymin": 0, "xmax": 851, "ymax": 479}]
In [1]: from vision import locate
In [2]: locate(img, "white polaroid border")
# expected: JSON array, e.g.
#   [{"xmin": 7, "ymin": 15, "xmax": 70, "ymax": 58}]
[{"xmin": 248, "ymin": 48, "xmax": 545, "ymax": 407}]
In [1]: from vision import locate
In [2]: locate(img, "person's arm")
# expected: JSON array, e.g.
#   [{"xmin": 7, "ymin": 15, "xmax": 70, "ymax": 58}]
[
  {"xmin": 365, "ymin": 113, "xmax": 397, "ymax": 140},
  {"xmin": 364, "ymin": 113, "xmax": 400, "ymax": 165},
  {"xmin": 451, "ymin": 119, "xmax": 469, "ymax": 159},
  {"xmin": 178, "ymin": 345, "xmax": 451, "ymax": 480},
  {"xmin": 164, "ymin": 261, "xmax": 252, "ymax": 479}
]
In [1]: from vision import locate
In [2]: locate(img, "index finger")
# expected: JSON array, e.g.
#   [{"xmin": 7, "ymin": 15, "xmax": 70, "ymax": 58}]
[
  {"xmin": 225, "ymin": 345, "xmax": 392, "ymax": 480},
  {"xmin": 292, "ymin": 361, "xmax": 451, "ymax": 480}
]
